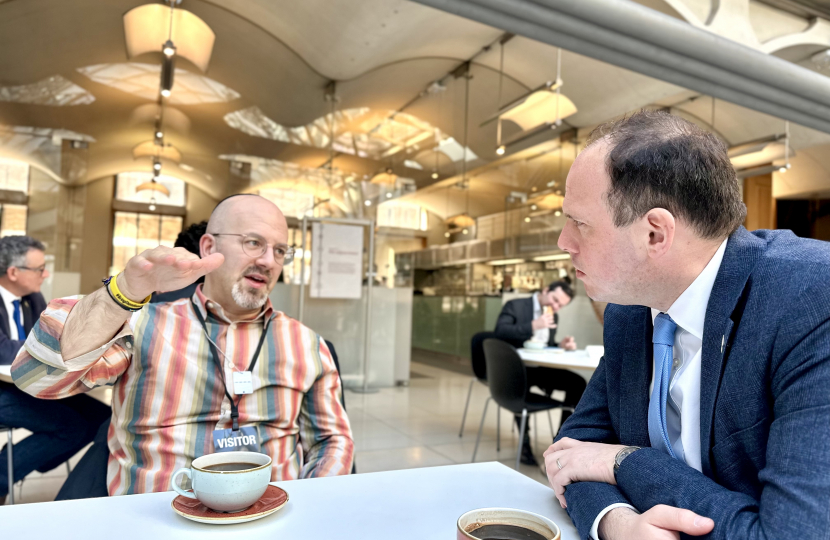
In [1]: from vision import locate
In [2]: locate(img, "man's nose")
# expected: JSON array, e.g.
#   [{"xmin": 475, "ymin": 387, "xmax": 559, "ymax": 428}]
[
  {"xmin": 558, "ymin": 221, "xmax": 576, "ymax": 253},
  {"xmin": 255, "ymin": 247, "xmax": 277, "ymax": 268}
]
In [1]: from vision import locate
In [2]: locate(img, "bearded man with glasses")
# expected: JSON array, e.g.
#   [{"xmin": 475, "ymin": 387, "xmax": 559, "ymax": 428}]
[
  {"xmin": 0, "ymin": 235, "xmax": 110, "ymax": 504},
  {"xmin": 10, "ymin": 195, "xmax": 354, "ymax": 496}
]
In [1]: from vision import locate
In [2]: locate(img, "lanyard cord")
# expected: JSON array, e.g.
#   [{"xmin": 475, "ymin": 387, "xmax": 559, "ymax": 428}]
[{"xmin": 190, "ymin": 298, "xmax": 274, "ymax": 431}]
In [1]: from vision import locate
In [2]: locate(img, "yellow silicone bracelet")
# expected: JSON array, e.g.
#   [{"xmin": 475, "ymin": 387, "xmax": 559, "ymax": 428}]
[{"xmin": 108, "ymin": 273, "xmax": 151, "ymax": 309}]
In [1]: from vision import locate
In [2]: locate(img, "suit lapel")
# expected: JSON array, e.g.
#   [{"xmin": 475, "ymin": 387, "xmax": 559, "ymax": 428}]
[
  {"xmin": 21, "ymin": 296, "xmax": 33, "ymax": 335},
  {"xmin": 699, "ymin": 228, "xmax": 764, "ymax": 477},
  {"xmin": 619, "ymin": 306, "xmax": 652, "ymax": 447},
  {"xmin": 0, "ymin": 300, "xmax": 10, "ymax": 339}
]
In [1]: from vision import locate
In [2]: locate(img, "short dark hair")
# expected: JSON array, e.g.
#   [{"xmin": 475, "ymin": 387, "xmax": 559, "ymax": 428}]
[
  {"xmin": 175, "ymin": 221, "xmax": 207, "ymax": 256},
  {"xmin": 546, "ymin": 280, "xmax": 574, "ymax": 299},
  {"xmin": 585, "ymin": 110, "xmax": 746, "ymax": 240},
  {"xmin": 0, "ymin": 236, "xmax": 45, "ymax": 275}
]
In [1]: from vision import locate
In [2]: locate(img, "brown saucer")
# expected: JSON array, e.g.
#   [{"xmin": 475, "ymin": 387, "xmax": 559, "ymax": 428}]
[{"xmin": 171, "ymin": 485, "xmax": 289, "ymax": 525}]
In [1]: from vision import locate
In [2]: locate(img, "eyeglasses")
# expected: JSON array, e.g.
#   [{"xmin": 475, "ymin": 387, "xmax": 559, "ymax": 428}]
[
  {"xmin": 211, "ymin": 233, "xmax": 295, "ymax": 264},
  {"xmin": 17, "ymin": 265, "xmax": 47, "ymax": 276}
]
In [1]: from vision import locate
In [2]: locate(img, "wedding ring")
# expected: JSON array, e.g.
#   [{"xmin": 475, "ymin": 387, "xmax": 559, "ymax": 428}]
[{"xmin": 556, "ymin": 458, "xmax": 564, "ymax": 470}]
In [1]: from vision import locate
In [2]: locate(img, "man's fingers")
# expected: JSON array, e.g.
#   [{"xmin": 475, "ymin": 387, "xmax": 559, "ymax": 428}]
[
  {"xmin": 194, "ymin": 252, "xmax": 225, "ymax": 273},
  {"xmin": 551, "ymin": 437, "xmax": 578, "ymax": 451},
  {"xmin": 646, "ymin": 505, "xmax": 714, "ymax": 536}
]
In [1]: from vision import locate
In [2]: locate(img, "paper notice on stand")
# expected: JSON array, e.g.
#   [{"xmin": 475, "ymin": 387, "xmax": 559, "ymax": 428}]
[{"xmin": 310, "ymin": 222, "xmax": 364, "ymax": 299}]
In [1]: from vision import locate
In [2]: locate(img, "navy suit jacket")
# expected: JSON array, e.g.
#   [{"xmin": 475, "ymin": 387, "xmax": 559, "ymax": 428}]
[
  {"xmin": 0, "ymin": 292, "xmax": 46, "ymax": 366},
  {"xmin": 556, "ymin": 227, "xmax": 830, "ymax": 539},
  {"xmin": 495, "ymin": 297, "xmax": 559, "ymax": 348}
]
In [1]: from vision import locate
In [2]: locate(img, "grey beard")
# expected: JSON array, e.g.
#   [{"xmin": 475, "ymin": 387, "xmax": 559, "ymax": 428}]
[{"xmin": 231, "ymin": 280, "xmax": 268, "ymax": 310}]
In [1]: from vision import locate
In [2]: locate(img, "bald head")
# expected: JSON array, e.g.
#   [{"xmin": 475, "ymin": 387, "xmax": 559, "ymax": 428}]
[{"xmin": 207, "ymin": 194, "xmax": 286, "ymax": 235}]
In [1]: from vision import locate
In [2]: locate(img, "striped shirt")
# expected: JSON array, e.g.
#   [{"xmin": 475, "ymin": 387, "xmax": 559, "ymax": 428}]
[{"xmin": 11, "ymin": 285, "xmax": 353, "ymax": 495}]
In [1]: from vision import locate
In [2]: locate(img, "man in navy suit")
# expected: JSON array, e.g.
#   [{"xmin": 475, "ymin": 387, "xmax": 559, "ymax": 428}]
[
  {"xmin": 542, "ymin": 110, "xmax": 830, "ymax": 539},
  {"xmin": 0, "ymin": 236, "xmax": 109, "ymax": 504}
]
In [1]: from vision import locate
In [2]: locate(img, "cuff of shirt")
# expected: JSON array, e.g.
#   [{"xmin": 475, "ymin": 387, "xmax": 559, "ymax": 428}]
[{"xmin": 590, "ymin": 503, "xmax": 638, "ymax": 540}]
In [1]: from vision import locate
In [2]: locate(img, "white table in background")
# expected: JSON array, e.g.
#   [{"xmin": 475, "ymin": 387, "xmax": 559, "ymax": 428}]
[
  {"xmin": 0, "ymin": 364, "xmax": 112, "ymax": 404},
  {"xmin": 517, "ymin": 347, "xmax": 602, "ymax": 371},
  {"xmin": 0, "ymin": 462, "xmax": 577, "ymax": 539}
]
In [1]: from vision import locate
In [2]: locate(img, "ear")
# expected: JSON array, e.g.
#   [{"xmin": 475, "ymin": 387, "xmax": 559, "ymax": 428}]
[
  {"xmin": 642, "ymin": 208, "xmax": 676, "ymax": 259},
  {"xmin": 200, "ymin": 234, "xmax": 216, "ymax": 259},
  {"xmin": 6, "ymin": 266, "xmax": 18, "ymax": 283}
]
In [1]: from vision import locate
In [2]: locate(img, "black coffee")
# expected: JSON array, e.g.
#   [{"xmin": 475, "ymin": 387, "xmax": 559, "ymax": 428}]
[
  {"xmin": 203, "ymin": 462, "xmax": 259, "ymax": 472},
  {"xmin": 468, "ymin": 523, "xmax": 549, "ymax": 540}
]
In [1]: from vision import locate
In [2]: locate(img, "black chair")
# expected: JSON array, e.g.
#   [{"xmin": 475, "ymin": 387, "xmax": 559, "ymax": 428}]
[
  {"xmin": 473, "ymin": 339, "xmax": 572, "ymax": 470},
  {"xmin": 1, "ymin": 424, "xmax": 13, "ymax": 504},
  {"xmin": 459, "ymin": 332, "xmax": 503, "ymax": 448}
]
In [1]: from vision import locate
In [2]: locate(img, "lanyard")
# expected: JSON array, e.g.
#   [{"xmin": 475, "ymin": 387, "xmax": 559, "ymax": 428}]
[{"xmin": 190, "ymin": 298, "xmax": 274, "ymax": 431}]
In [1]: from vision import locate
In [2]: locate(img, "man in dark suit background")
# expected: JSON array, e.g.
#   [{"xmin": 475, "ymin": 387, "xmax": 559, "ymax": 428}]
[
  {"xmin": 495, "ymin": 281, "xmax": 587, "ymax": 465},
  {"xmin": 542, "ymin": 110, "xmax": 830, "ymax": 540},
  {"xmin": 0, "ymin": 236, "xmax": 109, "ymax": 504}
]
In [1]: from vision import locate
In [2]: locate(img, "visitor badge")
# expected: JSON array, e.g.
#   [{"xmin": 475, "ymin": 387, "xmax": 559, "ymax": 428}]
[
  {"xmin": 212, "ymin": 425, "xmax": 261, "ymax": 453},
  {"xmin": 232, "ymin": 370, "xmax": 253, "ymax": 395}
]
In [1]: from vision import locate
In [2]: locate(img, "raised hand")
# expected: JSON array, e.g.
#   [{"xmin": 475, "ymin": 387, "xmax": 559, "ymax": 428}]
[
  {"xmin": 116, "ymin": 246, "xmax": 225, "ymax": 301},
  {"xmin": 532, "ymin": 312, "xmax": 557, "ymax": 331},
  {"xmin": 559, "ymin": 336, "xmax": 577, "ymax": 350}
]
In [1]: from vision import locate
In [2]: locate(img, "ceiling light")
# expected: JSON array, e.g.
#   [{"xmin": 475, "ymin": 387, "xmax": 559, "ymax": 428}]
[
  {"xmin": 728, "ymin": 134, "xmax": 789, "ymax": 170},
  {"xmin": 155, "ymin": 131, "xmax": 163, "ymax": 140},
  {"xmin": 160, "ymin": 88, "xmax": 171, "ymax": 98},
  {"xmin": 462, "ymin": 228, "xmax": 469, "ymax": 235},
  {"xmin": 386, "ymin": 192, "xmax": 393, "ymax": 198},
  {"xmin": 496, "ymin": 145, "xmax": 505, "ymax": 155},
  {"xmin": 123, "ymin": 4, "xmax": 215, "ymax": 72},
  {"xmin": 444, "ymin": 232, "xmax": 450, "ymax": 238},
  {"xmin": 153, "ymin": 159, "xmax": 162, "ymax": 173},
  {"xmin": 524, "ymin": 217, "xmax": 531, "ymax": 222},
  {"xmin": 364, "ymin": 200, "xmax": 372, "ymax": 206},
  {"xmin": 160, "ymin": 57, "xmax": 174, "ymax": 98},
  {"xmin": 133, "ymin": 140, "xmax": 181, "ymax": 163},
  {"xmin": 531, "ymin": 187, "xmax": 537, "ymax": 192},
  {"xmin": 554, "ymin": 210, "xmax": 562, "ymax": 217},
  {"xmin": 547, "ymin": 181, "xmax": 556, "ymax": 187},
  {"xmin": 136, "ymin": 176, "xmax": 170, "ymax": 197},
  {"xmin": 371, "ymin": 171, "xmax": 398, "ymax": 185},
  {"xmin": 532, "ymin": 253, "xmax": 570, "ymax": 262},
  {"xmin": 445, "ymin": 213, "xmax": 475, "ymax": 229},
  {"xmin": 483, "ymin": 81, "xmax": 577, "ymax": 131},
  {"xmin": 488, "ymin": 258, "xmax": 525, "ymax": 266},
  {"xmin": 431, "ymin": 172, "xmax": 439, "ymax": 179},
  {"xmin": 162, "ymin": 40, "xmax": 177, "ymax": 58},
  {"xmin": 530, "ymin": 204, "xmax": 537, "ymax": 210}
]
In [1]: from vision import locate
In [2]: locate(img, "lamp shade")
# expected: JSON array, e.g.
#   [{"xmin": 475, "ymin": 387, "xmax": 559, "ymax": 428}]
[
  {"xmin": 371, "ymin": 171, "xmax": 398, "ymax": 185},
  {"xmin": 728, "ymin": 140, "xmax": 789, "ymax": 170},
  {"xmin": 123, "ymin": 4, "xmax": 215, "ymax": 72},
  {"xmin": 133, "ymin": 141, "xmax": 182, "ymax": 163},
  {"xmin": 445, "ymin": 213, "xmax": 475, "ymax": 229},
  {"xmin": 501, "ymin": 90, "xmax": 577, "ymax": 131},
  {"xmin": 136, "ymin": 179, "xmax": 171, "ymax": 197}
]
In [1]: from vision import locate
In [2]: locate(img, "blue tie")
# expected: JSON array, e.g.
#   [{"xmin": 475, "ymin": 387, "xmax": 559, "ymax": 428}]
[
  {"xmin": 11, "ymin": 300, "xmax": 24, "ymax": 341},
  {"xmin": 649, "ymin": 313, "xmax": 678, "ymax": 458}
]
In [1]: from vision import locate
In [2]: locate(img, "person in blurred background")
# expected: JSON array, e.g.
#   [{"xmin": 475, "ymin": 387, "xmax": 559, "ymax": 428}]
[{"xmin": 0, "ymin": 236, "xmax": 109, "ymax": 504}]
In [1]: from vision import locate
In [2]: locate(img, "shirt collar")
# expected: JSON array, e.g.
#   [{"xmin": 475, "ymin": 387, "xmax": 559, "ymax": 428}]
[
  {"xmin": 0, "ymin": 284, "xmax": 21, "ymax": 304},
  {"xmin": 532, "ymin": 292, "xmax": 542, "ymax": 316},
  {"xmin": 192, "ymin": 284, "xmax": 274, "ymax": 324},
  {"xmin": 651, "ymin": 238, "xmax": 728, "ymax": 340}
]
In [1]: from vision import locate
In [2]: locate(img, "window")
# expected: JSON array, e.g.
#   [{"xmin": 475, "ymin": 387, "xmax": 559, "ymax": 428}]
[
  {"xmin": 111, "ymin": 211, "xmax": 182, "ymax": 275},
  {"xmin": 116, "ymin": 172, "xmax": 186, "ymax": 207},
  {"xmin": 377, "ymin": 201, "xmax": 427, "ymax": 231},
  {"xmin": 0, "ymin": 159, "xmax": 29, "ymax": 193},
  {"xmin": 0, "ymin": 204, "xmax": 27, "ymax": 237},
  {"xmin": 258, "ymin": 188, "xmax": 315, "ymax": 218}
]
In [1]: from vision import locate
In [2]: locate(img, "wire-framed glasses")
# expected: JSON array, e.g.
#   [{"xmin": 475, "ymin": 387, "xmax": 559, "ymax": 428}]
[{"xmin": 211, "ymin": 233, "xmax": 295, "ymax": 264}]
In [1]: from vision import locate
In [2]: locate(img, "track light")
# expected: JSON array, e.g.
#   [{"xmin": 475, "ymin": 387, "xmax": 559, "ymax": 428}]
[
  {"xmin": 160, "ymin": 56, "xmax": 175, "ymax": 98},
  {"xmin": 162, "ymin": 39, "xmax": 177, "ymax": 58},
  {"xmin": 155, "ymin": 131, "xmax": 164, "ymax": 140},
  {"xmin": 496, "ymin": 145, "xmax": 505, "ymax": 155},
  {"xmin": 153, "ymin": 159, "xmax": 162, "ymax": 173}
]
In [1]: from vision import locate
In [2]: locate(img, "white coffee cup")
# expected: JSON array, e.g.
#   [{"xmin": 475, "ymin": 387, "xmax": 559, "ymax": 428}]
[{"xmin": 171, "ymin": 451, "xmax": 272, "ymax": 513}]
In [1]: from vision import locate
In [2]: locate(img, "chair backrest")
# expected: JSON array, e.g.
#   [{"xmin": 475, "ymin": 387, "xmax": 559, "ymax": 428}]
[
  {"xmin": 483, "ymin": 338, "xmax": 528, "ymax": 414},
  {"xmin": 470, "ymin": 331, "xmax": 499, "ymax": 382}
]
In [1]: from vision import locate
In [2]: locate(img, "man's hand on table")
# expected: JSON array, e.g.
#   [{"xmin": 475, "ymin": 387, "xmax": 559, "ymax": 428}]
[
  {"xmin": 598, "ymin": 506, "xmax": 714, "ymax": 540},
  {"xmin": 543, "ymin": 437, "xmax": 622, "ymax": 507},
  {"xmin": 559, "ymin": 336, "xmax": 577, "ymax": 350},
  {"xmin": 543, "ymin": 438, "xmax": 715, "ymax": 539},
  {"xmin": 118, "ymin": 246, "xmax": 225, "ymax": 301}
]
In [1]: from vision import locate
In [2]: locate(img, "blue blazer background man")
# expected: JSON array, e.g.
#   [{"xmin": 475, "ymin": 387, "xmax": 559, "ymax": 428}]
[
  {"xmin": 0, "ymin": 236, "xmax": 109, "ymax": 504},
  {"xmin": 541, "ymin": 111, "xmax": 830, "ymax": 540}
]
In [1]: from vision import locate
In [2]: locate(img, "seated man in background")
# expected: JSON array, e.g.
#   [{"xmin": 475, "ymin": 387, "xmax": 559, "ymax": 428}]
[
  {"xmin": 494, "ymin": 281, "xmax": 586, "ymax": 465},
  {"xmin": 12, "ymin": 195, "xmax": 353, "ymax": 495},
  {"xmin": 0, "ymin": 236, "xmax": 109, "ymax": 504}
]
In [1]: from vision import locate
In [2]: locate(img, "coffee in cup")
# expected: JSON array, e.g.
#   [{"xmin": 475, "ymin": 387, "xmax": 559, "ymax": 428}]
[
  {"xmin": 171, "ymin": 451, "xmax": 272, "ymax": 513},
  {"xmin": 457, "ymin": 508, "xmax": 560, "ymax": 540}
]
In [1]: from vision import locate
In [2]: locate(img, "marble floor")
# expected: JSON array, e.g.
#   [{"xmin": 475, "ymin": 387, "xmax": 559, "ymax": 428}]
[{"xmin": 4, "ymin": 359, "xmax": 562, "ymax": 505}]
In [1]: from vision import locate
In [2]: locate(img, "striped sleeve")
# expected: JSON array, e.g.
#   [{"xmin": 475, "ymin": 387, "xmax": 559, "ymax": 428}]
[
  {"xmin": 298, "ymin": 335, "xmax": 354, "ymax": 478},
  {"xmin": 11, "ymin": 296, "xmax": 135, "ymax": 400}
]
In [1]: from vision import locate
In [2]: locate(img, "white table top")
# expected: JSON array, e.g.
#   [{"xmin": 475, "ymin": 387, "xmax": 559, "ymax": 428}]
[
  {"xmin": 518, "ymin": 347, "xmax": 602, "ymax": 371},
  {"xmin": 0, "ymin": 462, "xmax": 577, "ymax": 539}
]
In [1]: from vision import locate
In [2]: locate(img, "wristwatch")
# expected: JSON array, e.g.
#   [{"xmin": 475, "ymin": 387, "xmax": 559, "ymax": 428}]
[{"xmin": 613, "ymin": 446, "xmax": 641, "ymax": 475}]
